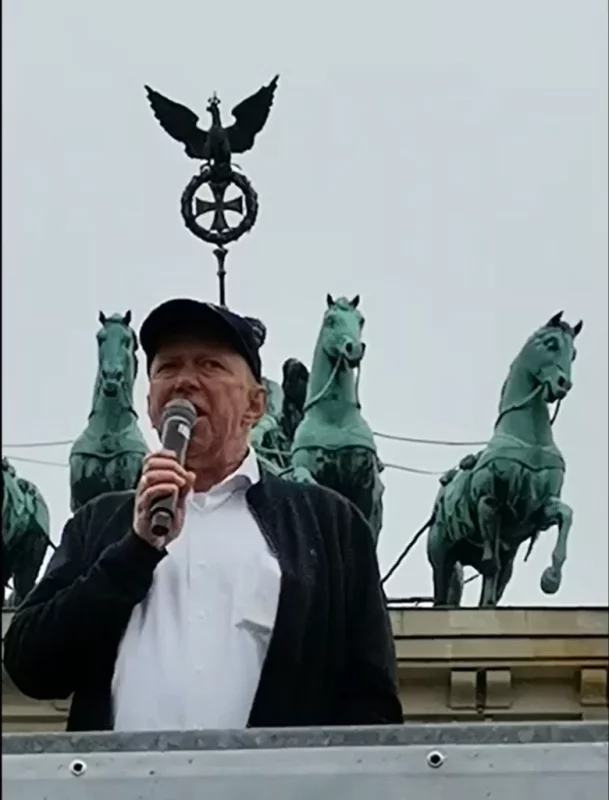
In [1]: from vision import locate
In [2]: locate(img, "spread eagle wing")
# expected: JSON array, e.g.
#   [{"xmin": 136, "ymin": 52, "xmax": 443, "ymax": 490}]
[
  {"xmin": 226, "ymin": 75, "xmax": 279, "ymax": 154},
  {"xmin": 144, "ymin": 86, "xmax": 208, "ymax": 159}
]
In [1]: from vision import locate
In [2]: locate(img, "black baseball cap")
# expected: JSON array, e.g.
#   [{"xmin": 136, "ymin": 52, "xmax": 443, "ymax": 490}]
[{"xmin": 139, "ymin": 299, "xmax": 262, "ymax": 382}]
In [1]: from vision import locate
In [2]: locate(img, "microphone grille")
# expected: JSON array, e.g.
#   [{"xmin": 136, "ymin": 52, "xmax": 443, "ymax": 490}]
[{"xmin": 161, "ymin": 398, "xmax": 198, "ymax": 428}]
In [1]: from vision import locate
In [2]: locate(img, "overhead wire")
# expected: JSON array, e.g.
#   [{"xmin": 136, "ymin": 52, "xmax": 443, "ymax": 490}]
[
  {"xmin": 373, "ymin": 431, "xmax": 486, "ymax": 447},
  {"xmin": 6, "ymin": 455, "xmax": 69, "ymax": 468},
  {"xmin": 3, "ymin": 439, "xmax": 74, "ymax": 448},
  {"xmin": 4, "ymin": 428, "xmax": 488, "ymax": 451},
  {"xmin": 7, "ymin": 452, "xmax": 448, "ymax": 477},
  {"xmin": 4, "ymin": 428, "xmax": 480, "ymax": 476},
  {"xmin": 5, "ymin": 446, "xmax": 483, "ymax": 589},
  {"xmin": 3, "ymin": 429, "xmax": 481, "ymax": 482}
]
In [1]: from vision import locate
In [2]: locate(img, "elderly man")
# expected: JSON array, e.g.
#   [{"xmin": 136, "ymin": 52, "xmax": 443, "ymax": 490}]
[{"xmin": 4, "ymin": 299, "xmax": 402, "ymax": 732}]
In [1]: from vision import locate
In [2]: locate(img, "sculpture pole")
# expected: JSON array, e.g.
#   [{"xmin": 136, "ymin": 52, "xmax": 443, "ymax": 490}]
[
  {"xmin": 214, "ymin": 246, "xmax": 228, "ymax": 307},
  {"xmin": 145, "ymin": 78, "xmax": 278, "ymax": 308}
]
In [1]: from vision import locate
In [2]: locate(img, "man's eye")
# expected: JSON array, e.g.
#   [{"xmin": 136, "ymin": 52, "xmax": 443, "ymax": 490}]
[{"xmin": 200, "ymin": 359, "xmax": 224, "ymax": 370}]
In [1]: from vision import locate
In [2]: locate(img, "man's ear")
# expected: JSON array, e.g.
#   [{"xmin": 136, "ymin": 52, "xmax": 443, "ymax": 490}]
[{"xmin": 244, "ymin": 384, "xmax": 266, "ymax": 427}]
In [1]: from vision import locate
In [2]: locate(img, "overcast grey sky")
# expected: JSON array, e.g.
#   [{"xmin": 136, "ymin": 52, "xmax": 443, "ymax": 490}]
[{"xmin": 3, "ymin": 0, "xmax": 607, "ymax": 605}]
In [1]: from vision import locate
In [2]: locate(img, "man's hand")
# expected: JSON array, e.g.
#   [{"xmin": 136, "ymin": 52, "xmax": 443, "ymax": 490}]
[{"xmin": 133, "ymin": 450, "xmax": 195, "ymax": 549}]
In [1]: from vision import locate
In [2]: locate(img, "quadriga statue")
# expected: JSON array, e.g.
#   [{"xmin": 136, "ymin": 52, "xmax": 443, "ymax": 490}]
[
  {"xmin": 426, "ymin": 311, "xmax": 582, "ymax": 607},
  {"xmin": 290, "ymin": 294, "xmax": 385, "ymax": 545},
  {"xmin": 69, "ymin": 311, "xmax": 148, "ymax": 512},
  {"xmin": 247, "ymin": 297, "xmax": 384, "ymax": 544},
  {"xmin": 2, "ymin": 457, "xmax": 52, "ymax": 607}
]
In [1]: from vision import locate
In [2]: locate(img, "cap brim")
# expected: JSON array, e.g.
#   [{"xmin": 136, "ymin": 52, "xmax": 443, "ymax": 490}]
[{"xmin": 139, "ymin": 299, "xmax": 251, "ymax": 369}]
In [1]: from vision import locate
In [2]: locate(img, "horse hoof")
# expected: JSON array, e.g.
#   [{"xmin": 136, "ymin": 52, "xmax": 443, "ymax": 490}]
[{"xmin": 540, "ymin": 566, "xmax": 561, "ymax": 594}]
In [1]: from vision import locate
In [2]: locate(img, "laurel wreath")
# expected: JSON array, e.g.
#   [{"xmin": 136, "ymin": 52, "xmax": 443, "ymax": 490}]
[{"xmin": 180, "ymin": 167, "xmax": 259, "ymax": 246}]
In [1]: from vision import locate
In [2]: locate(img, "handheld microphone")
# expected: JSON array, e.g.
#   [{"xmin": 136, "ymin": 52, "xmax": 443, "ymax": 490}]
[{"xmin": 149, "ymin": 398, "xmax": 198, "ymax": 537}]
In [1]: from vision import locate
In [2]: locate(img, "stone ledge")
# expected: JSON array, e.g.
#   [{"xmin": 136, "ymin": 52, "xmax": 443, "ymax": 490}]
[
  {"xmin": 2, "ymin": 607, "xmax": 608, "ymax": 729},
  {"xmin": 389, "ymin": 607, "xmax": 609, "ymax": 638}
]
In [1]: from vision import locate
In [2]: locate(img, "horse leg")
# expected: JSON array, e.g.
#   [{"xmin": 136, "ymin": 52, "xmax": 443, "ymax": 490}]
[
  {"xmin": 12, "ymin": 533, "xmax": 48, "ymax": 606},
  {"xmin": 479, "ymin": 574, "xmax": 497, "ymax": 607},
  {"xmin": 428, "ymin": 524, "xmax": 461, "ymax": 606},
  {"xmin": 2, "ymin": 553, "xmax": 13, "ymax": 608},
  {"xmin": 290, "ymin": 448, "xmax": 317, "ymax": 484},
  {"xmin": 478, "ymin": 526, "xmax": 505, "ymax": 606},
  {"xmin": 538, "ymin": 498, "xmax": 573, "ymax": 595},
  {"xmin": 368, "ymin": 473, "xmax": 384, "ymax": 548},
  {"xmin": 447, "ymin": 562, "xmax": 464, "ymax": 606},
  {"xmin": 433, "ymin": 560, "xmax": 463, "ymax": 607},
  {"xmin": 477, "ymin": 496, "xmax": 500, "ymax": 575},
  {"xmin": 69, "ymin": 453, "xmax": 87, "ymax": 513},
  {"xmin": 494, "ymin": 555, "xmax": 516, "ymax": 605}
]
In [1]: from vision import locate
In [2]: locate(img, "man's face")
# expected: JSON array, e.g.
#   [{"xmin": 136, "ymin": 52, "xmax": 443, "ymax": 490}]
[{"xmin": 147, "ymin": 334, "xmax": 264, "ymax": 464}]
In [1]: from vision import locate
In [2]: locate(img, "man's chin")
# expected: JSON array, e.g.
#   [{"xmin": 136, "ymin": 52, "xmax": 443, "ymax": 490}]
[{"xmin": 187, "ymin": 423, "xmax": 218, "ymax": 460}]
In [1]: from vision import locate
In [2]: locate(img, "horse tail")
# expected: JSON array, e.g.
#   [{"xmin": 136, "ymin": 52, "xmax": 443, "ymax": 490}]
[{"xmin": 381, "ymin": 515, "xmax": 434, "ymax": 586}]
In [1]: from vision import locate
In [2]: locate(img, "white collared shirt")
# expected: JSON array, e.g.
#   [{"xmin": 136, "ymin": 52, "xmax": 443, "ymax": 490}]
[{"xmin": 112, "ymin": 450, "xmax": 281, "ymax": 731}]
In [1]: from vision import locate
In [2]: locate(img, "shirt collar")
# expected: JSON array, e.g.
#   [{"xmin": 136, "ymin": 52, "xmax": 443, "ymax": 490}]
[
  {"xmin": 225, "ymin": 447, "xmax": 260, "ymax": 489},
  {"xmin": 191, "ymin": 448, "xmax": 260, "ymax": 502}
]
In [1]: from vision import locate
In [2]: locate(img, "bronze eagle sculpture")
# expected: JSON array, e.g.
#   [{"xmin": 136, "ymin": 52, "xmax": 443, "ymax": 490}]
[{"xmin": 144, "ymin": 76, "xmax": 279, "ymax": 167}]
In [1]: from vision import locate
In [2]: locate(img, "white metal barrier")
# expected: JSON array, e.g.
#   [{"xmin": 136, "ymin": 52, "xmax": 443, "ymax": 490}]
[{"xmin": 2, "ymin": 721, "xmax": 608, "ymax": 800}]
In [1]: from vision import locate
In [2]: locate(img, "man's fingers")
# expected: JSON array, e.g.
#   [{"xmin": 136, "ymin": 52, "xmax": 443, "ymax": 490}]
[
  {"xmin": 143, "ymin": 449, "xmax": 178, "ymax": 464},
  {"xmin": 138, "ymin": 469, "xmax": 188, "ymax": 492},
  {"xmin": 178, "ymin": 472, "xmax": 196, "ymax": 499},
  {"xmin": 136, "ymin": 483, "xmax": 180, "ymax": 514},
  {"xmin": 142, "ymin": 457, "xmax": 189, "ymax": 476}
]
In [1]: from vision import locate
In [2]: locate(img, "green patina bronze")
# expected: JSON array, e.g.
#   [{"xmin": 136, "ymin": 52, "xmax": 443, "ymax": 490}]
[
  {"xmin": 278, "ymin": 358, "xmax": 309, "ymax": 444},
  {"xmin": 290, "ymin": 295, "xmax": 385, "ymax": 544},
  {"xmin": 69, "ymin": 311, "xmax": 148, "ymax": 512},
  {"xmin": 2, "ymin": 457, "xmax": 52, "ymax": 607},
  {"xmin": 252, "ymin": 369, "xmax": 309, "ymax": 475},
  {"xmin": 246, "ymin": 316, "xmax": 286, "ymax": 472},
  {"xmin": 246, "ymin": 318, "xmax": 309, "ymax": 474},
  {"xmin": 426, "ymin": 311, "xmax": 583, "ymax": 607}
]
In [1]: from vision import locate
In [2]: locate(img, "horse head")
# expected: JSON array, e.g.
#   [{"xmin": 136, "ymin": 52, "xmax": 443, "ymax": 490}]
[
  {"xmin": 96, "ymin": 311, "xmax": 139, "ymax": 400},
  {"xmin": 518, "ymin": 311, "xmax": 582, "ymax": 404},
  {"xmin": 322, "ymin": 295, "xmax": 366, "ymax": 368}
]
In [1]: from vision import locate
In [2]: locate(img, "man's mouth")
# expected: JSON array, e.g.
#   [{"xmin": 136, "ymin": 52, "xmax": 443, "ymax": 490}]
[{"xmin": 172, "ymin": 398, "xmax": 207, "ymax": 417}]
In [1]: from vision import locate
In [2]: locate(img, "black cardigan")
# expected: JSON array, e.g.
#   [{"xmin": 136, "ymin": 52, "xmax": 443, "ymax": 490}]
[{"xmin": 3, "ymin": 472, "xmax": 403, "ymax": 731}]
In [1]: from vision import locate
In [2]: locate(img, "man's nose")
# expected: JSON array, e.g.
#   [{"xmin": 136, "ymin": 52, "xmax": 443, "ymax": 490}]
[{"xmin": 173, "ymin": 371, "xmax": 200, "ymax": 390}]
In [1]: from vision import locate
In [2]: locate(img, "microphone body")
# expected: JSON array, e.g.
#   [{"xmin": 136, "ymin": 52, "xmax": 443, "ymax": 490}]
[{"xmin": 149, "ymin": 399, "xmax": 197, "ymax": 537}]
